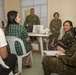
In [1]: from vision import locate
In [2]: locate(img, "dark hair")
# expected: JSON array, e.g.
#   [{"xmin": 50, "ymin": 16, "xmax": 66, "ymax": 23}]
[
  {"xmin": 7, "ymin": 10, "xmax": 18, "ymax": 25},
  {"xmin": 5, "ymin": 10, "xmax": 18, "ymax": 35},
  {"xmin": 30, "ymin": 8, "xmax": 34, "ymax": 11},
  {"xmin": 53, "ymin": 12, "xmax": 60, "ymax": 17},
  {"xmin": 63, "ymin": 20, "xmax": 73, "ymax": 28}
]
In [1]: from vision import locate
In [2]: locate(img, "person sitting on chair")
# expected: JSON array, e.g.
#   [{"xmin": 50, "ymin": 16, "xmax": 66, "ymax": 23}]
[
  {"xmin": 49, "ymin": 12, "xmax": 62, "ymax": 45},
  {"xmin": 0, "ymin": 27, "xmax": 18, "ymax": 75},
  {"xmin": 42, "ymin": 20, "xmax": 76, "ymax": 75},
  {"xmin": 48, "ymin": 20, "xmax": 75, "ymax": 53},
  {"xmin": 5, "ymin": 10, "xmax": 32, "ymax": 68}
]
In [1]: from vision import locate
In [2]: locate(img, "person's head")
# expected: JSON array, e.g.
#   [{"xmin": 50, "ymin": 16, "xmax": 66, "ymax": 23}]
[
  {"xmin": 53, "ymin": 12, "xmax": 60, "ymax": 20},
  {"xmin": 30, "ymin": 8, "xmax": 35, "ymax": 16},
  {"xmin": 63, "ymin": 20, "xmax": 73, "ymax": 32},
  {"xmin": 7, "ymin": 10, "xmax": 21, "ymax": 25}
]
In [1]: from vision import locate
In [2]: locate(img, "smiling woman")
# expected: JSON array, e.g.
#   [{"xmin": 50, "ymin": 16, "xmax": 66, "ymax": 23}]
[
  {"xmin": 48, "ymin": 20, "xmax": 75, "ymax": 51},
  {"xmin": 42, "ymin": 20, "xmax": 76, "ymax": 75}
]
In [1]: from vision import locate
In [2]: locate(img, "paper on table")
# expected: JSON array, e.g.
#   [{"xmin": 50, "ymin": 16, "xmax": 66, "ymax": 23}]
[{"xmin": 43, "ymin": 51, "xmax": 66, "ymax": 56}]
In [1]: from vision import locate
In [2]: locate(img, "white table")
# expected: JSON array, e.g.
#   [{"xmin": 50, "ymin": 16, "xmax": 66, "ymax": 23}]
[{"xmin": 28, "ymin": 32, "xmax": 49, "ymax": 56}]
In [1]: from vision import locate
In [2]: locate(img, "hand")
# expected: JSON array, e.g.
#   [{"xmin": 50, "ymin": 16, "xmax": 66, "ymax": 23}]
[
  {"xmin": 57, "ymin": 46, "xmax": 65, "ymax": 53},
  {"xmin": 51, "ymin": 42, "xmax": 54, "ymax": 47},
  {"xmin": 26, "ymin": 37, "xmax": 31, "ymax": 43},
  {"xmin": 55, "ymin": 53, "xmax": 60, "ymax": 58}
]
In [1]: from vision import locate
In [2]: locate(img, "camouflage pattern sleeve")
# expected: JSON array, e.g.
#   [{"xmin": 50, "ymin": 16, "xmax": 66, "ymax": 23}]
[
  {"xmin": 55, "ymin": 19, "xmax": 62, "ymax": 32},
  {"xmin": 58, "ymin": 31, "xmax": 75, "ymax": 49},
  {"xmin": 58, "ymin": 43, "xmax": 76, "ymax": 66},
  {"xmin": 49, "ymin": 20, "xmax": 53, "ymax": 32},
  {"xmin": 36, "ymin": 16, "xmax": 40, "ymax": 25}
]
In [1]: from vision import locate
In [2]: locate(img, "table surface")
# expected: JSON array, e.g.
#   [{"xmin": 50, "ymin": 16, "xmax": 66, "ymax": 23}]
[{"xmin": 28, "ymin": 32, "xmax": 50, "ymax": 37}]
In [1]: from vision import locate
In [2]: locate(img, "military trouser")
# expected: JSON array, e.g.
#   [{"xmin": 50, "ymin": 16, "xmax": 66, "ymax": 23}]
[
  {"xmin": 42, "ymin": 56, "xmax": 76, "ymax": 75},
  {"xmin": 49, "ymin": 32, "xmax": 60, "ymax": 45}
]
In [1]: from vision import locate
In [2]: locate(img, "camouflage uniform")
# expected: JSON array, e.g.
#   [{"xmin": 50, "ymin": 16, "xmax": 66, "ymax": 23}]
[
  {"xmin": 49, "ymin": 19, "xmax": 62, "ymax": 44},
  {"xmin": 24, "ymin": 15, "xmax": 40, "ymax": 26},
  {"xmin": 42, "ymin": 42, "xmax": 76, "ymax": 75},
  {"xmin": 48, "ymin": 30, "xmax": 75, "ymax": 50}
]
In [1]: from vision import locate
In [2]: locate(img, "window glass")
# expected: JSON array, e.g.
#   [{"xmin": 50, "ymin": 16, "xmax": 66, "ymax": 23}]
[{"xmin": 20, "ymin": 0, "xmax": 48, "ymax": 28}]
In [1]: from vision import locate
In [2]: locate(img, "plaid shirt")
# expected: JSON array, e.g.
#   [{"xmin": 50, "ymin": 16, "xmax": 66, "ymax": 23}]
[{"xmin": 6, "ymin": 24, "xmax": 32, "ymax": 56}]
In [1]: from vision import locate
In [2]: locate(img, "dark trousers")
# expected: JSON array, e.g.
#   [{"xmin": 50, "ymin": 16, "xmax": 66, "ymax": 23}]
[{"xmin": 0, "ymin": 54, "xmax": 17, "ymax": 75}]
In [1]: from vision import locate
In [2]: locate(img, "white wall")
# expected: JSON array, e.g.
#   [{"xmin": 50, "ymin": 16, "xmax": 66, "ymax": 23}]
[
  {"xmin": 48, "ymin": 0, "xmax": 76, "ymax": 38},
  {"xmin": 4, "ymin": 0, "xmax": 76, "ymax": 37}
]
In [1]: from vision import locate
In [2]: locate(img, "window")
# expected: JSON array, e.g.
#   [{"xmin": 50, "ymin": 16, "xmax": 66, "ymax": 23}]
[
  {"xmin": 0, "ymin": 0, "xmax": 4, "ymax": 21},
  {"xmin": 20, "ymin": 0, "xmax": 48, "ymax": 28}
]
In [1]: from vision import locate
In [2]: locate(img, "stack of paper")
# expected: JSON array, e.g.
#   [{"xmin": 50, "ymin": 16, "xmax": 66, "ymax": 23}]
[{"xmin": 43, "ymin": 51, "xmax": 66, "ymax": 56}]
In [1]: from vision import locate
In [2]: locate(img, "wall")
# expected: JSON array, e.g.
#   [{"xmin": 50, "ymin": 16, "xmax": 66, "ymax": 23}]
[
  {"xmin": 48, "ymin": 0, "xmax": 76, "ymax": 38},
  {"xmin": 4, "ymin": 0, "xmax": 20, "ymax": 20},
  {"xmin": 4, "ymin": 0, "xmax": 76, "ymax": 37},
  {"xmin": 48, "ymin": 0, "xmax": 76, "ymax": 26}
]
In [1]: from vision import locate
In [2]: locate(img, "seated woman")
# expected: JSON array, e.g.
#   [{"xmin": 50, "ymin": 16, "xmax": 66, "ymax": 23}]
[
  {"xmin": 5, "ymin": 10, "xmax": 32, "ymax": 68},
  {"xmin": 0, "ymin": 27, "xmax": 17, "ymax": 75},
  {"xmin": 49, "ymin": 12, "xmax": 62, "ymax": 45},
  {"xmin": 48, "ymin": 20, "xmax": 75, "ymax": 53},
  {"xmin": 42, "ymin": 20, "xmax": 76, "ymax": 75}
]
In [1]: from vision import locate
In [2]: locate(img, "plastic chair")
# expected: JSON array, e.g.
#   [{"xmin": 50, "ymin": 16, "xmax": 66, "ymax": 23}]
[{"xmin": 6, "ymin": 36, "xmax": 33, "ymax": 73}]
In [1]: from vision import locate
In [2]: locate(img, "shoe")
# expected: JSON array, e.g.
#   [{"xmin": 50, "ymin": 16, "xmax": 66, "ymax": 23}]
[
  {"xmin": 23, "ymin": 63, "xmax": 31, "ymax": 68},
  {"xmin": 14, "ymin": 72, "xmax": 21, "ymax": 75}
]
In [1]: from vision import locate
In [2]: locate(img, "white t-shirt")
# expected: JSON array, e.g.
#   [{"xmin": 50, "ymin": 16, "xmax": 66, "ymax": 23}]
[{"xmin": 0, "ymin": 28, "xmax": 7, "ymax": 47}]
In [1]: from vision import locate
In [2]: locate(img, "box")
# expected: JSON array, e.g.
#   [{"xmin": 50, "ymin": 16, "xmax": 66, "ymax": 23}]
[{"xmin": 31, "ymin": 40, "xmax": 46, "ymax": 51}]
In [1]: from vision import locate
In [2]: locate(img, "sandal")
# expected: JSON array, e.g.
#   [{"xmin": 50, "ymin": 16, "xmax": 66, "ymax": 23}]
[{"xmin": 23, "ymin": 63, "xmax": 31, "ymax": 68}]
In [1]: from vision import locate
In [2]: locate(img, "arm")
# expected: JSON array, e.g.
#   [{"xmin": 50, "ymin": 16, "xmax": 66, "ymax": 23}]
[
  {"xmin": 49, "ymin": 19, "xmax": 56, "ymax": 32},
  {"xmin": 55, "ymin": 19, "xmax": 62, "ymax": 32},
  {"xmin": 0, "ymin": 28, "xmax": 8, "ymax": 59},
  {"xmin": 49, "ymin": 21, "xmax": 52, "ymax": 31},
  {"xmin": 26, "ymin": 37, "xmax": 31, "ymax": 43},
  {"xmin": 37, "ymin": 16, "xmax": 40, "ymax": 25},
  {"xmin": 22, "ymin": 26, "xmax": 31, "ymax": 43},
  {"xmin": 57, "ymin": 31, "xmax": 75, "ymax": 49},
  {"xmin": 0, "ymin": 46, "xmax": 8, "ymax": 59},
  {"xmin": 58, "ymin": 43, "xmax": 76, "ymax": 66}
]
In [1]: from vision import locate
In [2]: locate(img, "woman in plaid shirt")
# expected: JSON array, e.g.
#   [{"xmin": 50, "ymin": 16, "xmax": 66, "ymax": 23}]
[{"xmin": 5, "ymin": 10, "xmax": 32, "ymax": 68}]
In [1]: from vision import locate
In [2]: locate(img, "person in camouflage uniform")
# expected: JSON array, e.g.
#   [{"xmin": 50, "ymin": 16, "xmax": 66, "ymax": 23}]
[
  {"xmin": 42, "ymin": 20, "xmax": 76, "ymax": 75},
  {"xmin": 24, "ymin": 8, "xmax": 40, "ymax": 26},
  {"xmin": 49, "ymin": 12, "xmax": 62, "ymax": 45},
  {"xmin": 48, "ymin": 20, "xmax": 75, "ymax": 52},
  {"xmin": 24, "ymin": 8, "xmax": 40, "ymax": 41}
]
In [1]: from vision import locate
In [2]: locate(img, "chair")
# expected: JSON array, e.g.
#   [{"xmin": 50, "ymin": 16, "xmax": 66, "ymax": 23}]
[{"xmin": 6, "ymin": 36, "xmax": 33, "ymax": 73}]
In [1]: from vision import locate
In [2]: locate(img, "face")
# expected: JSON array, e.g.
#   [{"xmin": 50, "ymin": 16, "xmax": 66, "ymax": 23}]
[
  {"xmin": 54, "ymin": 14, "xmax": 59, "ymax": 19},
  {"xmin": 15, "ymin": 13, "xmax": 21, "ymax": 24},
  {"xmin": 63, "ymin": 22, "xmax": 72, "ymax": 32},
  {"xmin": 30, "ymin": 10, "xmax": 34, "ymax": 16}
]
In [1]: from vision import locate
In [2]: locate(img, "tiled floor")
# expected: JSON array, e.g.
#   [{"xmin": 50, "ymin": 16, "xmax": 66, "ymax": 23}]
[{"xmin": 22, "ymin": 52, "xmax": 44, "ymax": 75}]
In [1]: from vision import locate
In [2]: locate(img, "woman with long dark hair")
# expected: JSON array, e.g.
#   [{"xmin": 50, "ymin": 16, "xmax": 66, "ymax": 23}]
[{"xmin": 5, "ymin": 10, "xmax": 32, "ymax": 68}]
